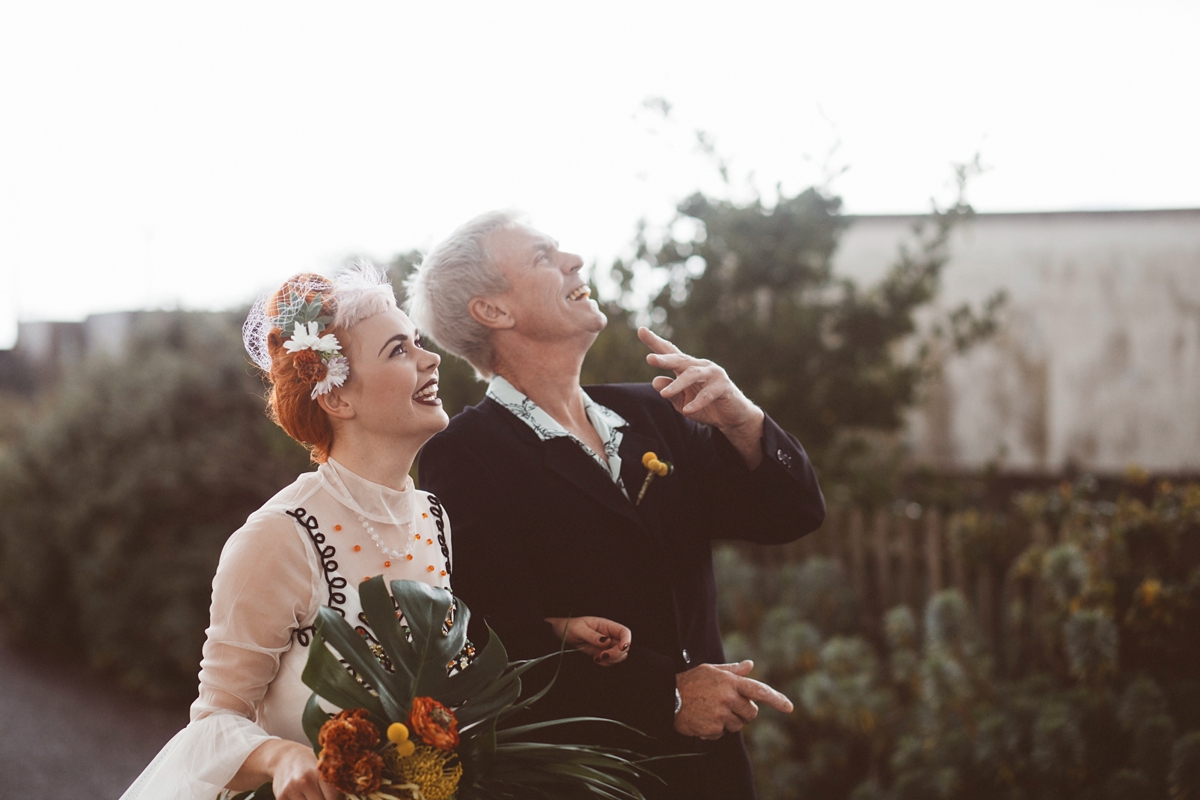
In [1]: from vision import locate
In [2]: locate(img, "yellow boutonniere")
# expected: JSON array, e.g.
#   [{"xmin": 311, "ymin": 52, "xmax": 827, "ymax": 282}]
[{"xmin": 636, "ymin": 451, "xmax": 673, "ymax": 506}]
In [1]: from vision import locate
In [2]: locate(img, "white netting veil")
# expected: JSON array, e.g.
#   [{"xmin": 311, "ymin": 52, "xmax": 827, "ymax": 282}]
[
  {"xmin": 242, "ymin": 262, "xmax": 398, "ymax": 377},
  {"xmin": 242, "ymin": 273, "xmax": 336, "ymax": 374}
]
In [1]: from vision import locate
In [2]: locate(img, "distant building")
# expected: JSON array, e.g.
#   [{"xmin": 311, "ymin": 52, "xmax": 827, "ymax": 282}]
[
  {"xmin": 835, "ymin": 208, "xmax": 1200, "ymax": 474},
  {"xmin": 0, "ymin": 310, "xmax": 218, "ymax": 393}
]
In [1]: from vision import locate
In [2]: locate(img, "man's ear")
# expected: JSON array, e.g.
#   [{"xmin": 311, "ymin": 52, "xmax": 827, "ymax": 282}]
[
  {"xmin": 316, "ymin": 387, "xmax": 355, "ymax": 421},
  {"xmin": 468, "ymin": 296, "xmax": 515, "ymax": 330}
]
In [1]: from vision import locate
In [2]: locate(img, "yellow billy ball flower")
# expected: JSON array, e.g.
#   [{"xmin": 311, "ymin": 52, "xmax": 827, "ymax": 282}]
[
  {"xmin": 395, "ymin": 739, "xmax": 416, "ymax": 758},
  {"xmin": 387, "ymin": 722, "xmax": 410, "ymax": 744},
  {"xmin": 642, "ymin": 451, "xmax": 657, "ymax": 468}
]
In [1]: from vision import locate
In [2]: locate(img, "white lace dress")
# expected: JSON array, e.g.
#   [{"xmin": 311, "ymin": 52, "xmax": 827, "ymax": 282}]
[{"xmin": 121, "ymin": 459, "xmax": 454, "ymax": 800}]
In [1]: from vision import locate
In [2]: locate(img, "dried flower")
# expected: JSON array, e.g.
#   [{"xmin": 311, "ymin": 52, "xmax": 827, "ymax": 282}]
[
  {"xmin": 317, "ymin": 709, "xmax": 383, "ymax": 794},
  {"xmin": 319, "ymin": 708, "xmax": 380, "ymax": 752},
  {"xmin": 1138, "ymin": 578, "xmax": 1163, "ymax": 607},
  {"xmin": 293, "ymin": 349, "xmax": 327, "ymax": 383},
  {"xmin": 409, "ymin": 696, "xmax": 460, "ymax": 751},
  {"xmin": 318, "ymin": 749, "xmax": 384, "ymax": 796},
  {"xmin": 636, "ymin": 451, "xmax": 673, "ymax": 506}
]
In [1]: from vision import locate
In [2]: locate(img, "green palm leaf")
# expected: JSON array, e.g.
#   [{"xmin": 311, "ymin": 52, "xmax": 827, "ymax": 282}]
[
  {"xmin": 301, "ymin": 581, "xmax": 655, "ymax": 800},
  {"xmin": 300, "ymin": 628, "xmax": 385, "ymax": 722},
  {"xmin": 312, "ymin": 604, "xmax": 407, "ymax": 721}
]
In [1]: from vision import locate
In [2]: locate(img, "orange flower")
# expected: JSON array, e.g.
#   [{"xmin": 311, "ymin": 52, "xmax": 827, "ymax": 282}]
[
  {"xmin": 319, "ymin": 708, "xmax": 379, "ymax": 752},
  {"xmin": 293, "ymin": 349, "xmax": 328, "ymax": 383},
  {"xmin": 1138, "ymin": 578, "xmax": 1163, "ymax": 607},
  {"xmin": 318, "ymin": 749, "xmax": 383, "ymax": 795},
  {"xmin": 317, "ymin": 709, "xmax": 383, "ymax": 794},
  {"xmin": 409, "ymin": 696, "xmax": 460, "ymax": 751}
]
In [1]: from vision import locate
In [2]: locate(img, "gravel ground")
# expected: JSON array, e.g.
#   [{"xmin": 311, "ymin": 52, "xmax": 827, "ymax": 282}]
[{"xmin": 0, "ymin": 629, "xmax": 189, "ymax": 799}]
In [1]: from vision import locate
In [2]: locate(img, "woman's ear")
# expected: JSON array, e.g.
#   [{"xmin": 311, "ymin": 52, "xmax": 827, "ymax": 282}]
[
  {"xmin": 468, "ymin": 296, "xmax": 515, "ymax": 330},
  {"xmin": 316, "ymin": 387, "xmax": 355, "ymax": 421}
]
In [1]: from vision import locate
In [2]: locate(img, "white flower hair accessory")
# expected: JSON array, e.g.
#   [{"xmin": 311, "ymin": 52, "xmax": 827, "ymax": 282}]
[
  {"xmin": 243, "ymin": 280, "xmax": 350, "ymax": 398},
  {"xmin": 277, "ymin": 296, "xmax": 349, "ymax": 399},
  {"xmin": 243, "ymin": 262, "xmax": 397, "ymax": 398}
]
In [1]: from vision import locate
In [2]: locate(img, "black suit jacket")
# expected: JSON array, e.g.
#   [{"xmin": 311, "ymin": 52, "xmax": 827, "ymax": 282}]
[{"xmin": 418, "ymin": 383, "xmax": 825, "ymax": 800}]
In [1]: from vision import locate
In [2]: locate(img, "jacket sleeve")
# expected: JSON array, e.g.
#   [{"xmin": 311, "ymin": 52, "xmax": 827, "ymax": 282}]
[
  {"xmin": 418, "ymin": 430, "xmax": 680, "ymax": 738},
  {"xmin": 672, "ymin": 403, "xmax": 826, "ymax": 545}
]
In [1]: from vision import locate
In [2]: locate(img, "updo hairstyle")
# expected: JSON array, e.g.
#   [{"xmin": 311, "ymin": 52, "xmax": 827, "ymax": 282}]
[{"xmin": 245, "ymin": 260, "xmax": 398, "ymax": 463}]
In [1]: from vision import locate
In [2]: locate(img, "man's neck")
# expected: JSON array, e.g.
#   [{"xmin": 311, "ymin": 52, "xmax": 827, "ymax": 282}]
[{"xmin": 494, "ymin": 339, "xmax": 591, "ymax": 430}]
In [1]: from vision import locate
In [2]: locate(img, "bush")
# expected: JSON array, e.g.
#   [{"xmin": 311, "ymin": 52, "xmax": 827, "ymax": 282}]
[
  {"xmin": 0, "ymin": 312, "xmax": 309, "ymax": 699},
  {"xmin": 716, "ymin": 480, "xmax": 1200, "ymax": 799}
]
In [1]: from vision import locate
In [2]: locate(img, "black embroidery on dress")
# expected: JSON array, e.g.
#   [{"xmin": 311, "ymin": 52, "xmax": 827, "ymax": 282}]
[
  {"xmin": 428, "ymin": 494, "xmax": 451, "ymax": 578},
  {"xmin": 287, "ymin": 506, "xmax": 348, "ymax": 646}
]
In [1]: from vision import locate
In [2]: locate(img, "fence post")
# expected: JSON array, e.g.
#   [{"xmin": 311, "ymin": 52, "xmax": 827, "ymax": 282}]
[
  {"xmin": 949, "ymin": 514, "xmax": 968, "ymax": 597},
  {"xmin": 1031, "ymin": 518, "xmax": 1052, "ymax": 669},
  {"xmin": 874, "ymin": 511, "xmax": 891, "ymax": 614},
  {"xmin": 849, "ymin": 508, "xmax": 866, "ymax": 610},
  {"xmin": 898, "ymin": 515, "xmax": 916, "ymax": 610},
  {"xmin": 924, "ymin": 509, "xmax": 943, "ymax": 605},
  {"xmin": 977, "ymin": 565, "xmax": 995, "ymax": 651}
]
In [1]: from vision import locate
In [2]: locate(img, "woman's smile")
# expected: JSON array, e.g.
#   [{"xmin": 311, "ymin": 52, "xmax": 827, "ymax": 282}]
[{"xmin": 412, "ymin": 377, "xmax": 441, "ymax": 406}]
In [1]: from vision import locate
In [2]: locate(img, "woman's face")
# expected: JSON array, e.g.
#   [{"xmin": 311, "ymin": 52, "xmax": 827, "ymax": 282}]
[{"xmin": 335, "ymin": 307, "xmax": 448, "ymax": 445}]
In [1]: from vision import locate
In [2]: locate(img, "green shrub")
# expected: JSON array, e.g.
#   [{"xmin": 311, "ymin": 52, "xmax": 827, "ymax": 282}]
[
  {"xmin": 716, "ymin": 479, "xmax": 1200, "ymax": 799},
  {"xmin": 0, "ymin": 312, "xmax": 309, "ymax": 699}
]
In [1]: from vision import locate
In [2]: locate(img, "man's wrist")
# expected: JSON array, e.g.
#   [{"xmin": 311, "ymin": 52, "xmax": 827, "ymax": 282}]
[{"xmin": 719, "ymin": 406, "xmax": 766, "ymax": 469}]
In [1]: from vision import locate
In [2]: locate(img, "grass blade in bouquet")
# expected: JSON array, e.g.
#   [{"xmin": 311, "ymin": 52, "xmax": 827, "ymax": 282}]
[{"xmin": 300, "ymin": 578, "xmax": 659, "ymax": 799}]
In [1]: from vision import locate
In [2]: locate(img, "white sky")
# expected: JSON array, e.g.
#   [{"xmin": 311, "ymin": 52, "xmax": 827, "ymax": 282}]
[{"xmin": 2, "ymin": 0, "xmax": 1198, "ymax": 348}]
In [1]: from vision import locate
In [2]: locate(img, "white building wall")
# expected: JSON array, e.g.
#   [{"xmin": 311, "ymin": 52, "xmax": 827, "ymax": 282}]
[{"xmin": 833, "ymin": 209, "xmax": 1200, "ymax": 474}]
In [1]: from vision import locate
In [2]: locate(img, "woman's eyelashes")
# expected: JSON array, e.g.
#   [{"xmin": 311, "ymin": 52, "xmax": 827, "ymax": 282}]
[{"xmin": 389, "ymin": 335, "xmax": 426, "ymax": 358}]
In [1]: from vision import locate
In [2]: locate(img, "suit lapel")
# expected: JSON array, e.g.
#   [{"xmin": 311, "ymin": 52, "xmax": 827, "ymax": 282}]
[
  {"xmin": 486, "ymin": 394, "xmax": 673, "ymax": 533},
  {"xmin": 543, "ymin": 438, "xmax": 642, "ymax": 527}
]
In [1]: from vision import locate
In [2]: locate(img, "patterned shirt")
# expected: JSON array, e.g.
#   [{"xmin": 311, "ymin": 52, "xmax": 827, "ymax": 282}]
[{"xmin": 486, "ymin": 375, "xmax": 630, "ymax": 498}]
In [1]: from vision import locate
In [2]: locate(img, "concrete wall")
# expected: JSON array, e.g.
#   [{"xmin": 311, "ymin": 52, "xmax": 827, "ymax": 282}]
[{"xmin": 833, "ymin": 209, "xmax": 1200, "ymax": 474}]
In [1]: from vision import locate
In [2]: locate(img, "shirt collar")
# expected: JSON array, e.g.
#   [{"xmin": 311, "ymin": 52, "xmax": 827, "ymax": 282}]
[{"xmin": 486, "ymin": 375, "xmax": 627, "ymax": 440}]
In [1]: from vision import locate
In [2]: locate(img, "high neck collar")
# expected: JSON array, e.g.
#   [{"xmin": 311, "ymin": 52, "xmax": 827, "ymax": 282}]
[{"xmin": 318, "ymin": 457, "xmax": 416, "ymax": 526}]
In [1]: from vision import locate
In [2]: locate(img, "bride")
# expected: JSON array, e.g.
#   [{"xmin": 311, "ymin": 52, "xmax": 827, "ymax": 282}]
[{"xmin": 122, "ymin": 263, "xmax": 631, "ymax": 800}]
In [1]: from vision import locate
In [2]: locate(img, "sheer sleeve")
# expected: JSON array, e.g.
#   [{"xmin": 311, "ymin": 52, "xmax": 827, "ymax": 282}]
[{"xmin": 120, "ymin": 508, "xmax": 318, "ymax": 800}]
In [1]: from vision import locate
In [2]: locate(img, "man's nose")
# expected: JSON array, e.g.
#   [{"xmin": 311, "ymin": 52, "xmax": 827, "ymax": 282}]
[{"xmin": 560, "ymin": 251, "xmax": 584, "ymax": 273}]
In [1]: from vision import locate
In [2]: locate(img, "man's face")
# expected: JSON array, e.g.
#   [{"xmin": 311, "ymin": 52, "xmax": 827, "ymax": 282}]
[{"xmin": 487, "ymin": 224, "xmax": 607, "ymax": 342}]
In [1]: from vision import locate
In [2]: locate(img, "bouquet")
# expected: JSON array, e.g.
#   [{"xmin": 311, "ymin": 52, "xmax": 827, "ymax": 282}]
[{"xmin": 232, "ymin": 577, "xmax": 654, "ymax": 799}]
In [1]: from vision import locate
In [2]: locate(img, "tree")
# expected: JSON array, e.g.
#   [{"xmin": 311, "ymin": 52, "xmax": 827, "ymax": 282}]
[{"xmin": 585, "ymin": 162, "xmax": 1004, "ymax": 502}]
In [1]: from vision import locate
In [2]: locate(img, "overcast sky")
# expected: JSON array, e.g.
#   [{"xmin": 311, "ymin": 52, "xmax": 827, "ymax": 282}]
[{"xmin": 2, "ymin": 1, "xmax": 1197, "ymax": 348}]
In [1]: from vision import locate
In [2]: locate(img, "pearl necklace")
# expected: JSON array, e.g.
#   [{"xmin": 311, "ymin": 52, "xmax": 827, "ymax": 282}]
[{"xmin": 357, "ymin": 513, "xmax": 413, "ymax": 568}]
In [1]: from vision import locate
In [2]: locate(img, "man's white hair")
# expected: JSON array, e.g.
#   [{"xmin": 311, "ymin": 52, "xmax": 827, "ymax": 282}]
[{"xmin": 404, "ymin": 209, "xmax": 523, "ymax": 380}]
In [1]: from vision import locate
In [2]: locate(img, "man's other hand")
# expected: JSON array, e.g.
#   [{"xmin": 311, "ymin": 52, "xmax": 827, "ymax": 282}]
[{"xmin": 674, "ymin": 660, "xmax": 794, "ymax": 740}]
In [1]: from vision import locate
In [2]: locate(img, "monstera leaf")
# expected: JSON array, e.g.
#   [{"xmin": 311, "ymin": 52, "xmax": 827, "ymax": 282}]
[{"xmin": 296, "ymin": 577, "xmax": 660, "ymax": 800}]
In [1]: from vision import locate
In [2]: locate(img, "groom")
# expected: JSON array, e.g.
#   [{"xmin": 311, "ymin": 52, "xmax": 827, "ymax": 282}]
[{"xmin": 408, "ymin": 211, "xmax": 825, "ymax": 799}]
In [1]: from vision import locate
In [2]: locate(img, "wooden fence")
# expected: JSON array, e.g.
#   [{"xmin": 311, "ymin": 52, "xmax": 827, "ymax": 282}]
[{"xmin": 734, "ymin": 506, "xmax": 1058, "ymax": 664}]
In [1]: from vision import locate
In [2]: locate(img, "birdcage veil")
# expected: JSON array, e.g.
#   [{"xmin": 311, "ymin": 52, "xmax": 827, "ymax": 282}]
[
  {"xmin": 242, "ymin": 261, "xmax": 397, "ymax": 375},
  {"xmin": 242, "ymin": 273, "xmax": 335, "ymax": 373}
]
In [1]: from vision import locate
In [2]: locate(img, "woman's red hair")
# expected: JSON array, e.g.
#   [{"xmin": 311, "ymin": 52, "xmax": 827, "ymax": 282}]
[{"xmin": 264, "ymin": 273, "xmax": 338, "ymax": 463}]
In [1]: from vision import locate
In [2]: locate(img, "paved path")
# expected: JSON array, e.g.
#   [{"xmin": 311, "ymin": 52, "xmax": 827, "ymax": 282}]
[{"xmin": 0, "ymin": 629, "xmax": 189, "ymax": 799}]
